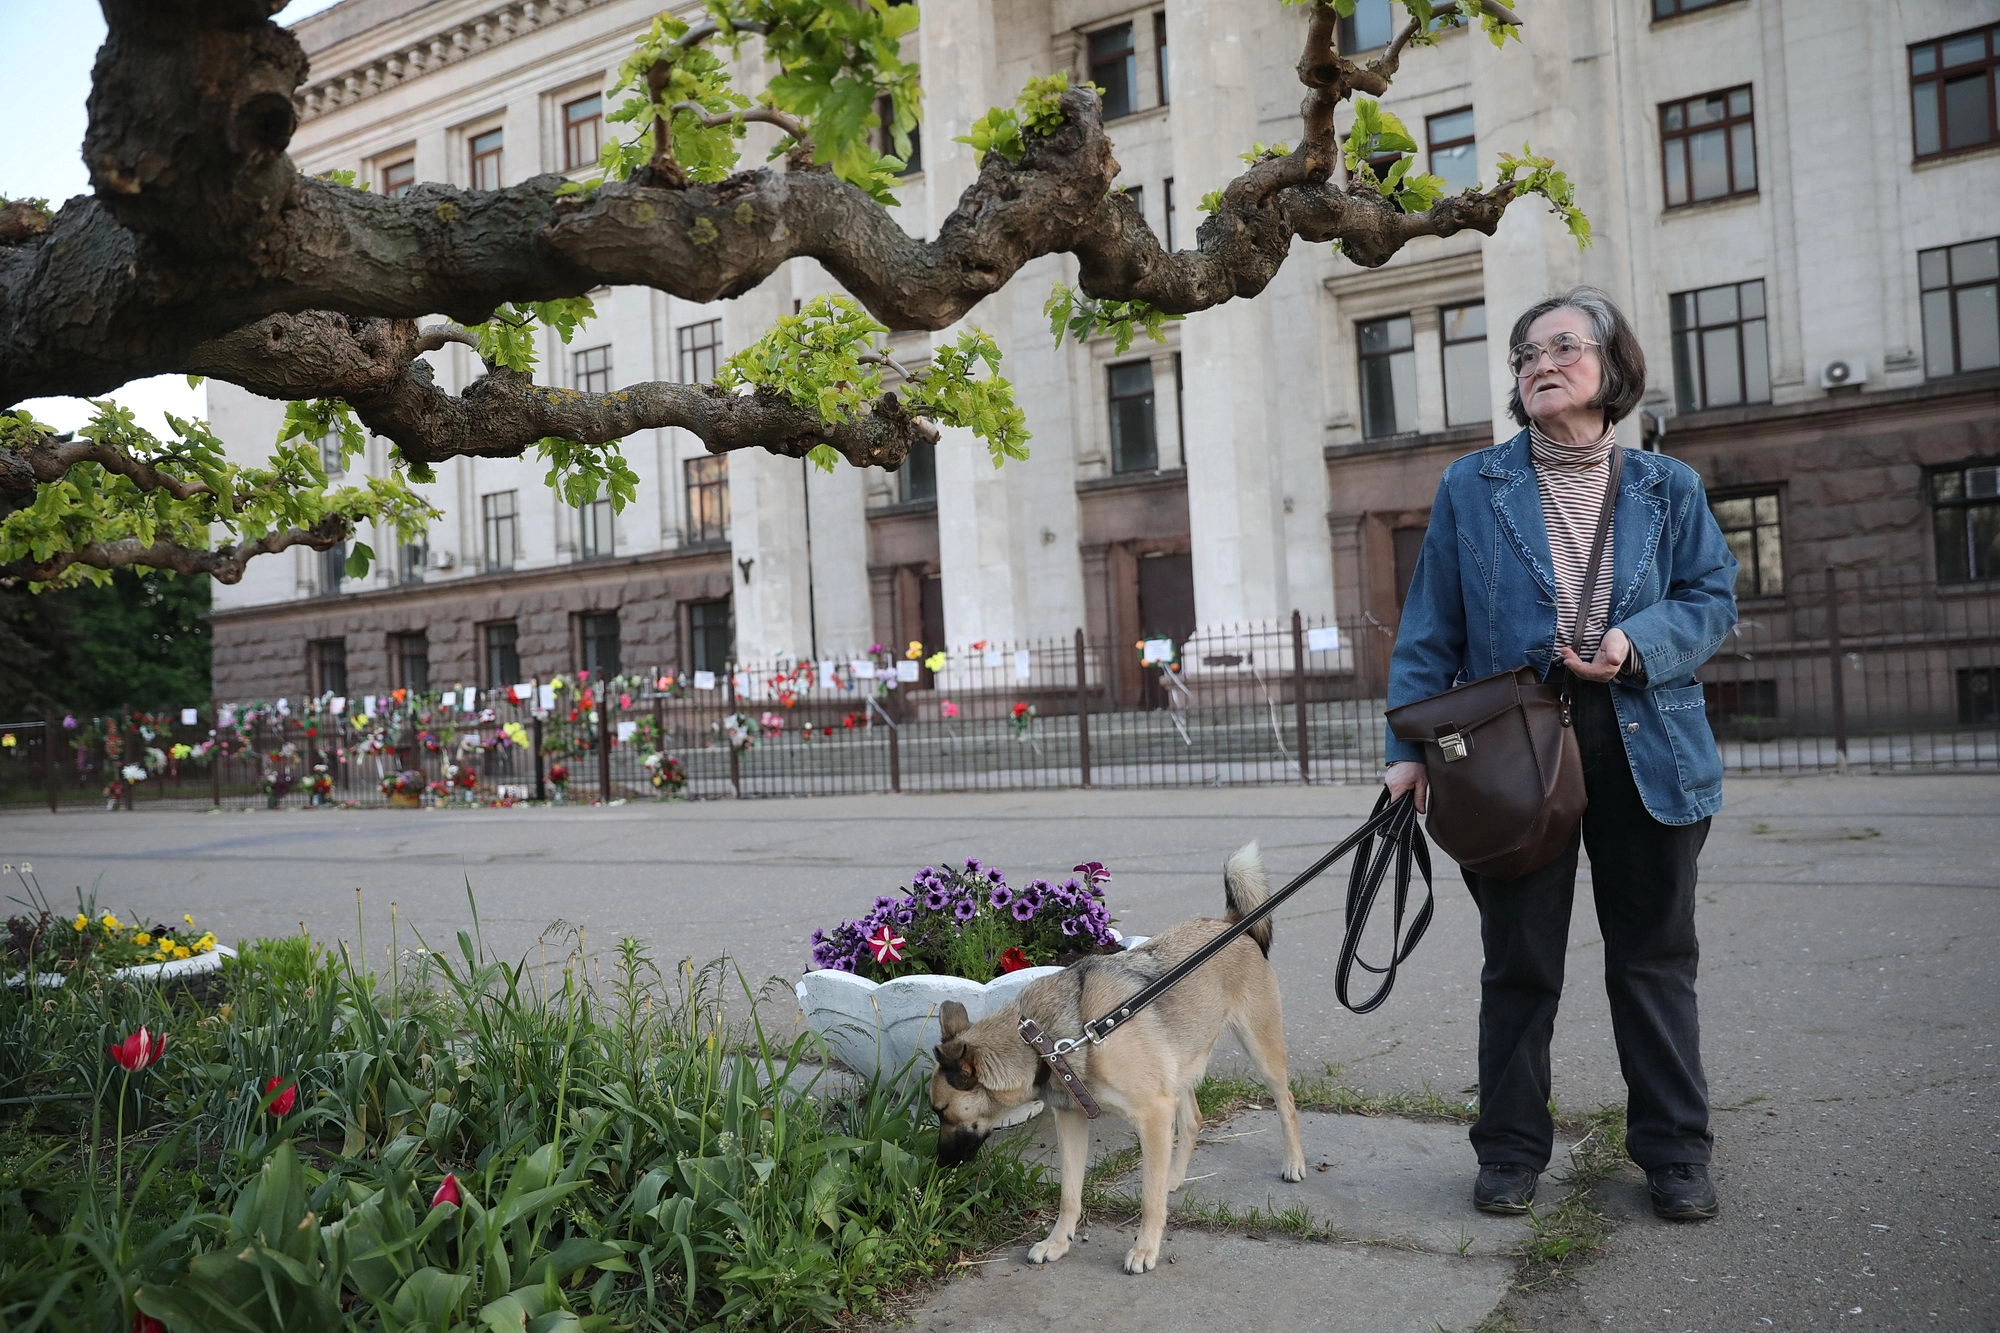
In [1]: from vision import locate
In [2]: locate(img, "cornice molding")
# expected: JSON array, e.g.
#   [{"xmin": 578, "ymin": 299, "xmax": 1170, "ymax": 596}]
[{"xmin": 297, "ymin": 0, "xmax": 615, "ymax": 122}]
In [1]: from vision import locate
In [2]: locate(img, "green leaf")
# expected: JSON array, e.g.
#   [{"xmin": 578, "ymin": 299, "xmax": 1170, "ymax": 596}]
[{"xmin": 344, "ymin": 541, "xmax": 374, "ymax": 579}]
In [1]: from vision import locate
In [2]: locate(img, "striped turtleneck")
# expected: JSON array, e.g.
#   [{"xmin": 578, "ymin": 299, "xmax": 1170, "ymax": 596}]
[{"xmin": 1528, "ymin": 421, "xmax": 1619, "ymax": 657}]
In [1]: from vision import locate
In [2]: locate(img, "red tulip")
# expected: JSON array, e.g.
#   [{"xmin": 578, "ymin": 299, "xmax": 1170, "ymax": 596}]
[
  {"xmin": 106, "ymin": 1027, "xmax": 165, "ymax": 1072},
  {"xmin": 134, "ymin": 1312, "xmax": 166, "ymax": 1333},
  {"xmin": 999, "ymin": 947, "xmax": 1033, "ymax": 973},
  {"xmin": 264, "ymin": 1076, "xmax": 297, "ymax": 1116},
  {"xmin": 431, "ymin": 1173, "xmax": 461, "ymax": 1208}
]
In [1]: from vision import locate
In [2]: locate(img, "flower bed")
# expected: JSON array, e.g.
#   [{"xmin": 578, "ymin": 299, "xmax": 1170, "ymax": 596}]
[{"xmin": 4, "ymin": 870, "xmax": 227, "ymax": 987}]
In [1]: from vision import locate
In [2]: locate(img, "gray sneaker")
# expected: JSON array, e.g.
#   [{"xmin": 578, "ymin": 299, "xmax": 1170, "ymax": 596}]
[{"xmin": 1646, "ymin": 1162, "xmax": 1719, "ymax": 1220}]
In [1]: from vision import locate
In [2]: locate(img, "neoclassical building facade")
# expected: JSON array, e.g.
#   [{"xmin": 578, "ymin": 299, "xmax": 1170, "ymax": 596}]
[{"xmin": 209, "ymin": 0, "xmax": 2000, "ymax": 711}]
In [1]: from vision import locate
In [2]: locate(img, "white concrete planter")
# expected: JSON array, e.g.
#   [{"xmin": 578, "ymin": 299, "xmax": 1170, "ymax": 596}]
[
  {"xmin": 795, "ymin": 936, "xmax": 1147, "ymax": 1083},
  {"xmin": 8, "ymin": 944, "xmax": 237, "ymax": 990}
]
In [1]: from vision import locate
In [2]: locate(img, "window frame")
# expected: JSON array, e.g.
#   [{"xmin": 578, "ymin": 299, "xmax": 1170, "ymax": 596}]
[
  {"xmin": 1919, "ymin": 236, "xmax": 2000, "ymax": 380},
  {"xmin": 468, "ymin": 126, "xmax": 504, "ymax": 190},
  {"xmin": 389, "ymin": 630, "xmax": 431, "ymax": 693},
  {"xmin": 686, "ymin": 597, "xmax": 734, "ymax": 675},
  {"xmin": 573, "ymin": 343, "xmax": 612, "ymax": 394},
  {"xmin": 1659, "ymin": 84, "xmax": 1757, "ymax": 209},
  {"xmin": 1154, "ymin": 10, "xmax": 1170, "ymax": 105},
  {"xmin": 319, "ymin": 540, "xmax": 347, "ymax": 597},
  {"xmin": 561, "ymin": 93, "xmax": 603, "ymax": 171},
  {"xmin": 1439, "ymin": 302, "xmax": 1491, "ymax": 429},
  {"xmin": 676, "ymin": 318, "xmax": 723, "ymax": 384},
  {"xmin": 396, "ymin": 540, "xmax": 427, "ymax": 585},
  {"xmin": 1929, "ymin": 460, "xmax": 2000, "ymax": 584},
  {"xmin": 1707, "ymin": 488, "xmax": 1785, "ymax": 599},
  {"xmin": 1669, "ymin": 277, "xmax": 1771, "ymax": 412},
  {"xmin": 381, "ymin": 157, "xmax": 416, "ymax": 197},
  {"xmin": 1106, "ymin": 359, "xmax": 1159, "ymax": 474},
  {"xmin": 309, "ymin": 637, "xmax": 348, "ymax": 698},
  {"xmin": 575, "ymin": 611, "xmax": 622, "ymax": 679},
  {"xmin": 480, "ymin": 489, "xmax": 519, "ymax": 572},
  {"xmin": 1163, "ymin": 175, "xmax": 1176, "ymax": 250},
  {"xmin": 1652, "ymin": 0, "xmax": 1741, "ymax": 19},
  {"xmin": 1909, "ymin": 22, "xmax": 2000, "ymax": 160},
  {"xmin": 481, "ymin": 620, "xmax": 521, "ymax": 689},
  {"xmin": 577, "ymin": 496, "xmax": 614, "ymax": 561},
  {"xmin": 684, "ymin": 454, "xmax": 730, "ymax": 545},
  {"xmin": 1355, "ymin": 313, "xmax": 1417, "ymax": 440},
  {"xmin": 899, "ymin": 438, "xmax": 937, "ymax": 504},
  {"xmin": 1086, "ymin": 21, "xmax": 1138, "ymax": 120},
  {"xmin": 1425, "ymin": 106, "xmax": 1478, "ymax": 196}
]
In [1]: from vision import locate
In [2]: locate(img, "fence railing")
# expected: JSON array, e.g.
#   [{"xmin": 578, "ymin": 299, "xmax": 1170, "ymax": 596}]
[{"xmin": 2, "ymin": 574, "xmax": 1992, "ymax": 812}]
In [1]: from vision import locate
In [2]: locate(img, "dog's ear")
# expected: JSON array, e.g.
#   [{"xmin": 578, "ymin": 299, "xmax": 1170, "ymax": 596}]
[
  {"xmin": 933, "ymin": 1036, "xmax": 979, "ymax": 1091},
  {"xmin": 938, "ymin": 1000, "xmax": 970, "ymax": 1040}
]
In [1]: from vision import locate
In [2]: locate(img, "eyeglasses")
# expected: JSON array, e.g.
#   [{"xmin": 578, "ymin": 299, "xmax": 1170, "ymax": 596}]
[{"xmin": 1508, "ymin": 332, "xmax": 1602, "ymax": 378}]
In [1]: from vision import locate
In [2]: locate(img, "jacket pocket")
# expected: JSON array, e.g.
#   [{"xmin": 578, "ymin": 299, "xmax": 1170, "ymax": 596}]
[{"xmin": 1654, "ymin": 683, "xmax": 1722, "ymax": 793}]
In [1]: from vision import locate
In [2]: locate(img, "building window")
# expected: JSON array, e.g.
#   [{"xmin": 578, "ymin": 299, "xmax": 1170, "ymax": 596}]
[
  {"xmin": 317, "ymin": 434, "xmax": 344, "ymax": 477},
  {"xmin": 1670, "ymin": 278, "xmax": 1770, "ymax": 411},
  {"xmin": 1959, "ymin": 666, "xmax": 2000, "ymax": 724},
  {"xmin": 1163, "ymin": 176, "xmax": 1177, "ymax": 250},
  {"xmin": 1919, "ymin": 237, "xmax": 2000, "ymax": 379},
  {"xmin": 900, "ymin": 439, "xmax": 937, "ymax": 503},
  {"xmin": 1154, "ymin": 10, "xmax": 1170, "ymax": 104},
  {"xmin": 876, "ymin": 94, "xmax": 922, "ymax": 174},
  {"xmin": 1653, "ymin": 0, "xmax": 1736, "ymax": 17},
  {"xmin": 1910, "ymin": 22, "xmax": 2000, "ymax": 159},
  {"xmin": 481, "ymin": 490, "xmax": 519, "ymax": 571},
  {"xmin": 577, "ymin": 611, "xmax": 621, "ymax": 678},
  {"xmin": 1426, "ymin": 107, "xmax": 1477, "ymax": 195},
  {"xmin": 1932, "ymin": 462, "xmax": 2000, "ymax": 583},
  {"xmin": 397, "ymin": 541, "xmax": 427, "ymax": 585},
  {"xmin": 468, "ymin": 127, "xmax": 504, "ymax": 190},
  {"xmin": 1338, "ymin": 0, "xmax": 1395, "ymax": 52},
  {"xmin": 382, "ymin": 158, "xmax": 415, "ymax": 197},
  {"xmin": 1088, "ymin": 22, "xmax": 1136, "ymax": 120},
  {"xmin": 684, "ymin": 455, "xmax": 729, "ymax": 544},
  {"xmin": 482, "ymin": 621, "xmax": 520, "ymax": 688},
  {"xmin": 573, "ymin": 344, "xmax": 612, "ymax": 394},
  {"xmin": 1107, "ymin": 361, "xmax": 1158, "ymax": 473},
  {"xmin": 390, "ymin": 631, "xmax": 430, "ymax": 693},
  {"xmin": 687, "ymin": 597, "xmax": 733, "ymax": 674},
  {"xmin": 320, "ymin": 541, "xmax": 346, "ymax": 596},
  {"xmin": 310, "ymin": 638, "xmax": 348, "ymax": 697},
  {"xmin": 677, "ymin": 318, "xmax": 722, "ymax": 384},
  {"xmin": 1660, "ymin": 85, "xmax": 1755, "ymax": 208},
  {"xmin": 1440, "ymin": 302, "xmax": 1491, "ymax": 427},
  {"xmin": 1357, "ymin": 314, "xmax": 1416, "ymax": 439},
  {"xmin": 562, "ymin": 94, "xmax": 603, "ymax": 171},
  {"xmin": 577, "ymin": 496, "xmax": 613, "ymax": 559},
  {"xmin": 1709, "ymin": 491, "xmax": 1784, "ymax": 598}
]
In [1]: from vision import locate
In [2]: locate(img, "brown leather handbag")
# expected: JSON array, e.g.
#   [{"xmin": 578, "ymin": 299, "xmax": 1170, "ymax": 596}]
[{"xmin": 1383, "ymin": 447, "xmax": 1622, "ymax": 880}]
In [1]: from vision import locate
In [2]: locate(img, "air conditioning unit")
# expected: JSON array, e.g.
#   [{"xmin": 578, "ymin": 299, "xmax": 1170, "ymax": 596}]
[
  {"xmin": 1818, "ymin": 357, "xmax": 1869, "ymax": 389},
  {"xmin": 428, "ymin": 549, "xmax": 457, "ymax": 571}
]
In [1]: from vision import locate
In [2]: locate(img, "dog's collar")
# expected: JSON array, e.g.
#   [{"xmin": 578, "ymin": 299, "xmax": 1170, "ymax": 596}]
[{"xmin": 1018, "ymin": 1016, "xmax": 1102, "ymax": 1119}]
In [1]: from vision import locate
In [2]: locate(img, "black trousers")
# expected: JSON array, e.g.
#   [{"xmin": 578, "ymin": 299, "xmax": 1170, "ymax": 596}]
[{"xmin": 1463, "ymin": 680, "xmax": 1713, "ymax": 1172}]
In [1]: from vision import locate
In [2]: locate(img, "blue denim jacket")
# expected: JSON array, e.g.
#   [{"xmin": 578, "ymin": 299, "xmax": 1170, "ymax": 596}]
[{"xmin": 1384, "ymin": 430, "xmax": 1739, "ymax": 825}]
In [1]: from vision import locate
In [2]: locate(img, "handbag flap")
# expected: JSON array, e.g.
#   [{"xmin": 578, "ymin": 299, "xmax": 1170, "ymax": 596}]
[{"xmin": 1385, "ymin": 666, "xmax": 1546, "ymax": 743}]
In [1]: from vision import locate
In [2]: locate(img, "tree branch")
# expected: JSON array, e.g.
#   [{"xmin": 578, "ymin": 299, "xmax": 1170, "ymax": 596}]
[{"xmin": 0, "ymin": 516, "xmax": 347, "ymax": 587}]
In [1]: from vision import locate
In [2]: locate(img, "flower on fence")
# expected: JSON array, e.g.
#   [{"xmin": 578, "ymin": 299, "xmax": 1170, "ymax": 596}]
[
  {"xmin": 760, "ymin": 712, "xmax": 784, "ymax": 735},
  {"xmin": 121, "ymin": 764, "xmax": 148, "ymax": 783},
  {"xmin": 971, "ymin": 639, "xmax": 988, "ymax": 651},
  {"xmin": 940, "ymin": 700, "xmax": 959, "ymax": 719},
  {"xmin": 646, "ymin": 753, "xmax": 688, "ymax": 794},
  {"xmin": 107, "ymin": 1026, "xmax": 165, "ymax": 1072},
  {"xmin": 430, "ymin": 1174, "xmax": 461, "ymax": 1208},
  {"xmin": 1008, "ymin": 702, "xmax": 1036, "ymax": 739},
  {"xmin": 906, "ymin": 641, "xmax": 923, "ymax": 660},
  {"xmin": 391, "ymin": 688, "xmax": 408, "ymax": 705},
  {"xmin": 547, "ymin": 762, "xmax": 569, "ymax": 786},
  {"xmin": 925, "ymin": 651, "xmax": 947, "ymax": 673},
  {"xmin": 62, "ymin": 715, "xmax": 76, "ymax": 729},
  {"xmin": 0, "ymin": 734, "xmax": 12, "ymax": 749},
  {"xmin": 722, "ymin": 713, "xmax": 756, "ymax": 752},
  {"xmin": 869, "ymin": 643, "xmax": 884, "ymax": 656},
  {"xmin": 307, "ymin": 767, "xmax": 334, "ymax": 797},
  {"xmin": 503, "ymin": 722, "xmax": 529, "ymax": 748},
  {"xmin": 263, "ymin": 1076, "xmax": 297, "ymax": 1117},
  {"xmin": 451, "ymin": 764, "xmax": 478, "ymax": 790}
]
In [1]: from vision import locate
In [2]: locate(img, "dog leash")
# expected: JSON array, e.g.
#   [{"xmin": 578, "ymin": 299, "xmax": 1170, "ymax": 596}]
[{"xmin": 1018, "ymin": 790, "xmax": 1433, "ymax": 1114}]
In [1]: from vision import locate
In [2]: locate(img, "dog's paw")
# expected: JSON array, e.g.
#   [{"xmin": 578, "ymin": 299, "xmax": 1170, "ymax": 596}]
[
  {"xmin": 1122, "ymin": 1242, "xmax": 1159, "ymax": 1274},
  {"xmin": 1281, "ymin": 1160, "xmax": 1306, "ymax": 1183},
  {"xmin": 1027, "ymin": 1234, "xmax": 1071, "ymax": 1265}
]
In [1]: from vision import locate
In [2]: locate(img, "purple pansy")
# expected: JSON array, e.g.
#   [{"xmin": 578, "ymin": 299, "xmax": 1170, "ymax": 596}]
[
  {"xmin": 952, "ymin": 897, "xmax": 979, "ymax": 922},
  {"xmin": 1011, "ymin": 898, "xmax": 1038, "ymax": 922}
]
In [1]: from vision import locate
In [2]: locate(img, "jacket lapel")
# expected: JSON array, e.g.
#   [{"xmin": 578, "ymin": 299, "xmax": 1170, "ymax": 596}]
[
  {"xmin": 1610, "ymin": 448, "xmax": 1672, "ymax": 624},
  {"xmin": 1482, "ymin": 430, "xmax": 1559, "ymax": 602}
]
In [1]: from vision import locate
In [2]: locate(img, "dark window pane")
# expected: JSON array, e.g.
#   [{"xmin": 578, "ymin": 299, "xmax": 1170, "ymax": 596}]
[
  {"xmin": 1689, "ymin": 94, "xmax": 1727, "ymax": 127},
  {"xmin": 1671, "ymin": 291, "xmax": 1692, "ymax": 329},
  {"xmin": 1727, "ymin": 87, "xmax": 1751, "ymax": 118},
  {"xmin": 1359, "ymin": 351, "xmax": 1414, "ymax": 438},
  {"xmin": 1912, "ymin": 44, "xmax": 1937, "ymax": 76},
  {"xmin": 1088, "ymin": 24, "xmax": 1136, "ymax": 119},
  {"xmin": 1755, "ymin": 523, "xmax": 1784, "ymax": 594},
  {"xmin": 1431, "ymin": 141, "xmax": 1477, "ymax": 193},
  {"xmin": 1673, "ymin": 329, "xmax": 1699, "ymax": 412},
  {"xmin": 1914, "ymin": 84, "xmax": 1942, "ymax": 156},
  {"xmin": 1941, "ymin": 73, "xmax": 1991, "ymax": 150},
  {"xmin": 1920, "ymin": 247, "xmax": 1950, "ymax": 289},
  {"xmin": 1958, "ymin": 284, "xmax": 2000, "ymax": 371},
  {"xmin": 1923, "ymin": 289, "xmax": 1956, "ymax": 377},
  {"xmin": 1359, "ymin": 315, "xmax": 1412, "ymax": 353},
  {"xmin": 1935, "ymin": 507, "xmax": 1969, "ymax": 581},
  {"xmin": 1429, "ymin": 108, "xmax": 1475, "ymax": 143},
  {"xmin": 1754, "ymin": 493, "xmax": 1779, "ymax": 525},
  {"xmin": 900, "ymin": 438, "xmax": 936, "ymax": 502},
  {"xmin": 1935, "ymin": 468, "xmax": 1965, "ymax": 502},
  {"xmin": 1340, "ymin": 0, "xmax": 1395, "ymax": 50},
  {"xmin": 688, "ymin": 598, "xmax": 733, "ymax": 673},
  {"xmin": 1108, "ymin": 359, "xmax": 1158, "ymax": 473},
  {"xmin": 1442, "ymin": 303, "xmax": 1485, "ymax": 341},
  {"xmin": 1955, "ymin": 237, "xmax": 2000, "ymax": 283},
  {"xmin": 1663, "ymin": 103, "xmax": 1685, "ymax": 131},
  {"xmin": 1942, "ymin": 33, "xmax": 1988, "ymax": 67},
  {"xmin": 1712, "ymin": 497, "xmax": 1753, "ymax": 527},
  {"xmin": 1973, "ymin": 503, "xmax": 2000, "ymax": 578}
]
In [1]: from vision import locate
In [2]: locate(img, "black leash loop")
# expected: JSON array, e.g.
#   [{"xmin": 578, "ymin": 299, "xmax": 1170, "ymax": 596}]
[{"xmin": 1078, "ymin": 791, "xmax": 1434, "ymax": 1044}]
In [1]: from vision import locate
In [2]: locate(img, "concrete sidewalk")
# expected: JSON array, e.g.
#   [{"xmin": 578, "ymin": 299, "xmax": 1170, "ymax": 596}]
[{"xmin": 3, "ymin": 774, "xmax": 1996, "ymax": 1331}]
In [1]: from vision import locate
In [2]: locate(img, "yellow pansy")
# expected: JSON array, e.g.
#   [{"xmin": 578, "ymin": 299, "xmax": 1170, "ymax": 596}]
[
  {"xmin": 72, "ymin": 914, "xmax": 87, "ymax": 932},
  {"xmin": 99, "ymin": 911, "xmax": 121, "ymax": 931},
  {"xmin": 183, "ymin": 913, "xmax": 195, "ymax": 926},
  {"xmin": 173, "ymin": 945, "xmax": 191, "ymax": 960},
  {"xmin": 924, "ymin": 651, "xmax": 947, "ymax": 673},
  {"xmin": 135, "ymin": 933, "xmax": 152, "ymax": 946}
]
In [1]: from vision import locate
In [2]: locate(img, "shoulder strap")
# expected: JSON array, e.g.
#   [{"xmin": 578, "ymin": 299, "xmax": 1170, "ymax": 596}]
[{"xmin": 1569, "ymin": 444, "xmax": 1624, "ymax": 654}]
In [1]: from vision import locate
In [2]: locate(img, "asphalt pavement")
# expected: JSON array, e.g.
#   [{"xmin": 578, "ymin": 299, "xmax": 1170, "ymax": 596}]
[{"xmin": 3, "ymin": 773, "xmax": 1994, "ymax": 1331}]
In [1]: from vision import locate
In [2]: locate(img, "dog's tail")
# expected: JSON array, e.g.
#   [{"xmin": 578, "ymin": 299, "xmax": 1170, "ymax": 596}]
[{"xmin": 1223, "ymin": 842, "xmax": 1273, "ymax": 955}]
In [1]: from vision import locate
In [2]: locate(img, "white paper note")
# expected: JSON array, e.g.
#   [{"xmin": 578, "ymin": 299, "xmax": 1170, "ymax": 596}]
[
  {"xmin": 513, "ymin": 682, "xmax": 534, "ymax": 701},
  {"xmin": 982, "ymin": 650, "xmax": 1004, "ymax": 669},
  {"xmin": 850, "ymin": 660, "xmax": 877, "ymax": 679},
  {"xmin": 819, "ymin": 660, "xmax": 838, "ymax": 690},
  {"xmin": 441, "ymin": 691, "xmax": 457, "ymax": 708},
  {"xmin": 537, "ymin": 684, "xmax": 556, "ymax": 710},
  {"xmin": 363, "ymin": 694, "xmax": 378, "ymax": 717},
  {"xmin": 462, "ymin": 687, "xmax": 477, "ymax": 712},
  {"xmin": 896, "ymin": 659, "xmax": 921, "ymax": 683},
  {"xmin": 732, "ymin": 672, "xmax": 749, "ymax": 696},
  {"xmin": 1142, "ymin": 639, "xmax": 1173, "ymax": 665},
  {"xmin": 694, "ymin": 670, "xmax": 717, "ymax": 691},
  {"xmin": 1306, "ymin": 626, "xmax": 1342, "ymax": 653},
  {"xmin": 180, "ymin": 708, "xmax": 198, "ymax": 726},
  {"xmin": 329, "ymin": 697, "xmax": 346, "ymax": 716},
  {"xmin": 1014, "ymin": 650, "xmax": 1032, "ymax": 680},
  {"xmin": 616, "ymin": 720, "xmax": 637, "ymax": 742}
]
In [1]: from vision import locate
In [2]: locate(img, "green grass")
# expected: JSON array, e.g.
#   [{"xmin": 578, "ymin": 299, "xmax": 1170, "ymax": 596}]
[{"xmin": 0, "ymin": 896, "xmax": 1044, "ymax": 1331}]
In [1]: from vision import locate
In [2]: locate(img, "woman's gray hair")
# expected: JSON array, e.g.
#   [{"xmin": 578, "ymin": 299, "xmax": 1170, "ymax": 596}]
[{"xmin": 1504, "ymin": 286, "xmax": 1647, "ymax": 428}]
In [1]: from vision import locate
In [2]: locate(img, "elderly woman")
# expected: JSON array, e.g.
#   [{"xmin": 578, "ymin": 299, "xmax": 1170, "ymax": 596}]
[{"xmin": 1382, "ymin": 287, "xmax": 1738, "ymax": 1222}]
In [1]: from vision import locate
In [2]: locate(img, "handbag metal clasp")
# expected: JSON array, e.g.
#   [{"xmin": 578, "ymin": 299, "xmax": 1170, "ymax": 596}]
[{"xmin": 1438, "ymin": 730, "xmax": 1469, "ymax": 762}]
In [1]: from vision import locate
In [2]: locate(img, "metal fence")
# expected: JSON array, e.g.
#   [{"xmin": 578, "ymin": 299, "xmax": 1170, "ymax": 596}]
[{"xmin": 2, "ymin": 574, "xmax": 1992, "ymax": 812}]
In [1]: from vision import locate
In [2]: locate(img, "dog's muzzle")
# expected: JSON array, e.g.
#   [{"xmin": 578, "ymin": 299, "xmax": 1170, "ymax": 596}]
[{"xmin": 936, "ymin": 1125, "xmax": 988, "ymax": 1168}]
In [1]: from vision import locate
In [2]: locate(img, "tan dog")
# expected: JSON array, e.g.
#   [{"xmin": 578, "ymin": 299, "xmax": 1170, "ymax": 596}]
[{"xmin": 930, "ymin": 843, "xmax": 1307, "ymax": 1274}]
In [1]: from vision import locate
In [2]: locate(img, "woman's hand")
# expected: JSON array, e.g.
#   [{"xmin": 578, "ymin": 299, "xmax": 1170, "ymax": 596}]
[
  {"xmin": 1383, "ymin": 760, "xmax": 1429, "ymax": 815},
  {"xmin": 1559, "ymin": 626, "xmax": 1631, "ymax": 683}
]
